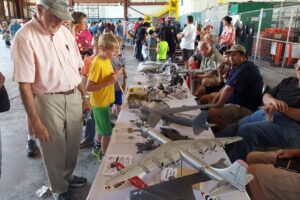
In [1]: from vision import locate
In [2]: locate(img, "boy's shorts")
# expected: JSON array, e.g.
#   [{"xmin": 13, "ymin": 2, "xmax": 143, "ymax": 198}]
[
  {"xmin": 114, "ymin": 90, "xmax": 123, "ymax": 105},
  {"xmin": 92, "ymin": 105, "xmax": 112, "ymax": 136}
]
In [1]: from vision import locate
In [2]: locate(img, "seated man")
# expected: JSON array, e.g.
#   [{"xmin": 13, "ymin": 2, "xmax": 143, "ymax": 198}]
[
  {"xmin": 216, "ymin": 59, "xmax": 300, "ymax": 161},
  {"xmin": 190, "ymin": 41, "xmax": 224, "ymax": 96},
  {"xmin": 208, "ymin": 44, "xmax": 263, "ymax": 130},
  {"xmin": 198, "ymin": 54, "xmax": 231, "ymax": 103},
  {"xmin": 247, "ymin": 149, "xmax": 300, "ymax": 200}
]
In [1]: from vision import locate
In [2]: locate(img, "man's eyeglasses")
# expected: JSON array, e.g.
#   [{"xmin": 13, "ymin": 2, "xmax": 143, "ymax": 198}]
[{"xmin": 294, "ymin": 63, "xmax": 300, "ymax": 70}]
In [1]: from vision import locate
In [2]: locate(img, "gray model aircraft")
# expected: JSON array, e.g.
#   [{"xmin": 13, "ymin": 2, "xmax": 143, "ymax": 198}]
[
  {"xmin": 137, "ymin": 61, "xmax": 178, "ymax": 73},
  {"xmin": 105, "ymin": 127, "xmax": 253, "ymax": 197},
  {"xmin": 130, "ymin": 159, "xmax": 228, "ymax": 200},
  {"xmin": 176, "ymin": 68, "xmax": 213, "ymax": 75},
  {"xmin": 140, "ymin": 104, "xmax": 213, "ymax": 135}
]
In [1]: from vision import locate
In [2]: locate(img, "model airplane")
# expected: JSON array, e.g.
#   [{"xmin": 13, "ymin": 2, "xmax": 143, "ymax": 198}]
[
  {"xmin": 176, "ymin": 68, "xmax": 214, "ymax": 75},
  {"xmin": 105, "ymin": 127, "xmax": 253, "ymax": 197},
  {"xmin": 136, "ymin": 139, "xmax": 160, "ymax": 154},
  {"xmin": 130, "ymin": 159, "xmax": 228, "ymax": 200},
  {"xmin": 137, "ymin": 61, "xmax": 178, "ymax": 73},
  {"xmin": 140, "ymin": 104, "xmax": 213, "ymax": 135}
]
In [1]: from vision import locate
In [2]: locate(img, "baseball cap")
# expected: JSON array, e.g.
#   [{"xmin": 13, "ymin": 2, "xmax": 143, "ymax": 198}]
[
  {"xmin": 138, "ymin": 17, "xmax": 144, "ymax": 21},
  {"xmin": 37, "ymin": 0, "xmax": 73, "ymax": 21},
  {"xmin": 225, "ymin": 44, "xmax": 246, "ymax": 54}
]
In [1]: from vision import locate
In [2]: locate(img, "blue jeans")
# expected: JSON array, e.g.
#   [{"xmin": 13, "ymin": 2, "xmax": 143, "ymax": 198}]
[
  {"xmin": 84, "ymin": 111, "xmax": 95, "ymax": 142},
  {"xmin": 217, "ymin": 109, "xmax": 300, "ymax": 161}
]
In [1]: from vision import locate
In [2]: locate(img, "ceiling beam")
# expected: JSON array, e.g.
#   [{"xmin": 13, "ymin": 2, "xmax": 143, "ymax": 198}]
[
  {"xmin": 71, "ymin": 0, "xmax": 166, "ymax": 6},
  {"xmin": 72, "ymin": 0, "xmax": 122, "ymax": 3},
  {"xmin": 129, "ymin": 2, "xmax": 166, "ymax": 6}
]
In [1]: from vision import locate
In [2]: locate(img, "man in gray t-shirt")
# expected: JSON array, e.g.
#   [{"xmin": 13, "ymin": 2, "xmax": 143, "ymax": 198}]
[{"xmin": 191, "ymin": 41, "xmax": 224, "ymax": 95}]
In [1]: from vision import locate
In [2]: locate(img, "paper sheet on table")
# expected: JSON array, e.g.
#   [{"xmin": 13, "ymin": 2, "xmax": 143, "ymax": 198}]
[{"xmin": 111, "ymin": 128, "xmax": 145, "ymax": 144}]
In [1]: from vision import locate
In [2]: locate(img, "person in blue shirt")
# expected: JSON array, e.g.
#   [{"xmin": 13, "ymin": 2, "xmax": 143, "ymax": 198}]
[
  {"xmin": 217, "ymin": 59, "xmax": 300, "ymax": 162},
  {"xmin": 208, "ymin": 44, "xmax": 263, "ymax": 130},
  {"xmin": 91, "ymin": 22, "xmax": 98, "ymax": 36},
  {"xmin": 8, "ymin": 20, "xmax": 21, "ymax": 38}
]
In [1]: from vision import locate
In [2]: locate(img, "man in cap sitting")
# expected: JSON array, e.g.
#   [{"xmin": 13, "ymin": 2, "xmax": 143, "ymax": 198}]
[
  {"xmin": 208, "ymin": 44, "xmax": 263, "ymax": 130},
  {"xmin": 12, "ymin": 0, "xmax": 89, "ymax": 199}
]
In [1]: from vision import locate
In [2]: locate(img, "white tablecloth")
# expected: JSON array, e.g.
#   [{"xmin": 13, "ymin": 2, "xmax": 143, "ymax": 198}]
[{"xmin": 87, "ymin": 72, "xmax": 250, "ymax": 200}]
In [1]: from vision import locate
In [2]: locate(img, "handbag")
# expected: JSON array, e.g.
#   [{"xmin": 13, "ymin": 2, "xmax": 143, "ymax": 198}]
[{"xmin": 0, "ymin": 86, "xmax": 10, "ymax": 113}]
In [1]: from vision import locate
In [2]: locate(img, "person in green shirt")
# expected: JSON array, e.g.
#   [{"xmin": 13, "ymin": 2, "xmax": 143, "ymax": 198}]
[{"xmin": 157, "ymin": 34, "xmax": 169, "ymax": 61}]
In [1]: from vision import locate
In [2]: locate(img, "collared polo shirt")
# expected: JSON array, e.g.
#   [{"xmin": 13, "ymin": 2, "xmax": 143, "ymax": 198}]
[{"xmin": 12, "ymin": 16, "xmax": 83, "ymax": 95}]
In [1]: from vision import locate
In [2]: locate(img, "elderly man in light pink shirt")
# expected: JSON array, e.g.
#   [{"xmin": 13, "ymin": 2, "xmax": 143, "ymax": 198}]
[{"xmin": 11, "ymin": 0, "xmax": 89, "ymax": 199}]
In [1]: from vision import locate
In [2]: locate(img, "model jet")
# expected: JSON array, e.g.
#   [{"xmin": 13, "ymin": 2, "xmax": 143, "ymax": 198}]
[
  {"xmin": 105, "ymin": 127, "xmax": 253, "ymax": 197},
  {"xmin": 175, "ymin": 68, "xmax": 214, "ymax": 76},
  {"xmin": 140, "ymin": 104, "xmax": 213, "ymax": 135},
  {"xmin": 130, "ymin": 159, "xmax": 228, "ymax": 200},
  {"xmin": 137, "ymin": 61, "xmax": 178, "ymax": 73}
]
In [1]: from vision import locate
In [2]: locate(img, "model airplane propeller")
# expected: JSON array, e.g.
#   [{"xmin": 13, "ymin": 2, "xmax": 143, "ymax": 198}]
[{"xmin": 105, "ymin": 127, "xmax": 253, "ymax": 198}]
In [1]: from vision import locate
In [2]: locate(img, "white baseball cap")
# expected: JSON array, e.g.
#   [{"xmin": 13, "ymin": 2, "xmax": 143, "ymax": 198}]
[{"xmin": 37, "ymin": 0, "xmax": 73, "ymax": 21}]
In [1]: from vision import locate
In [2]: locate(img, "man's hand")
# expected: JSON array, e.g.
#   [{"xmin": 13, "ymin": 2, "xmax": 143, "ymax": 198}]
[
  {"xmin": 274, "ymin": 149, "xmax": 300, "ymax": 159},
  {"xmin": 0, "ymin": 72, "xmax": 5, "ymax": 88},
  {"xmin": 177, "ymin": 33, "xmax": 183, "ymax": 40},
  {"xmin": 31, "ymin": 118, "xmax": 50, "ymax": 142},
  {"xmin": 263, "ymin": 104, "xmax": 276, "ymax": 121},
  {"xmin": 269, "ymin": 98, "xmax": 288, "ymax": 113},
  {"xmin": 83, "ymin": 98, "xmax": 91, "ymax": 112}
]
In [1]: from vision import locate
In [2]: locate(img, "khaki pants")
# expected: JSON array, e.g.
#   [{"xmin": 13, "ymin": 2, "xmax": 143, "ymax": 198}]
[
  {"xmin": 35, "ymin": 91, "xmax": 83, "ymax": 193},
  {"xmin": 219, "ymin": 104, "xmax": 253, "ymax": 126}
]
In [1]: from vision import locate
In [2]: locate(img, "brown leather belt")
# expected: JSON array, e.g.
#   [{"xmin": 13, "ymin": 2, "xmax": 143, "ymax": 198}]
[{"xmin": 52, "ymin": 89, "xmax": 75, "ymax": 95}]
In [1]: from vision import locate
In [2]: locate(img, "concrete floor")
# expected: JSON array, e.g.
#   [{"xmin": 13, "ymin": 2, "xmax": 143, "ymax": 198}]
[{"xmin": 0, "ymin": 37, "xmax": 296, "ymax": 200}]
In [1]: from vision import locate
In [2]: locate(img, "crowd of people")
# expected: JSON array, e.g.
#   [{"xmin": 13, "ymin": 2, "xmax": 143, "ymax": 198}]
[
  {"xmin": 176, "ymin": 15, "xmax": 300, "ymax": 200},
  {"xmin": 0, "ymin": 0, "xmax": 299, "ymax": 200}
]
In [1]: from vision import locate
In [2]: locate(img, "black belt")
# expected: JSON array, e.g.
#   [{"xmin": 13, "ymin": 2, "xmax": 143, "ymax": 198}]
[{"xmin": 51, "ymin": 89, "xmax": 75, "ymax": 95}]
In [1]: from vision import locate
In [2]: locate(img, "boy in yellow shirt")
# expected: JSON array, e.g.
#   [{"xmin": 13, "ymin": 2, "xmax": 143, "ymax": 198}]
[{"xmin": 86, "ymin": 33, "xmax": 121, "ymax": 160}]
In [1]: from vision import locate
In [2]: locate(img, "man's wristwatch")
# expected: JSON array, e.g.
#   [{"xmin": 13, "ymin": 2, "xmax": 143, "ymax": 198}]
[{"xmin": 83, "ymin": 93, "xmax": 90, "ymax": 100}]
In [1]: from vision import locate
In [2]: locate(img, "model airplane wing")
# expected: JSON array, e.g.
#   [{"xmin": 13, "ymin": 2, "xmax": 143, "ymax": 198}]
[
  {"xmin": 192, "ymin": 110, "xmax": 209, "ymax": 135},
  {"xmin": 105, "ymin": 142, "xmax": 181, "ymax": 186},
  {"xmin": 146, "ymin": 111, "xmax": 162, "ymax": 128},
  {"xmin": 158, "ymin": 104, "xmax": 213, "ymax": 115},
  {"xmin": 130, "ymin": 171, "xmax": 210, "ymax": 200},
  {"xmin": 175, "ymin": 137, "xmax": 243, "ymax": 155}
]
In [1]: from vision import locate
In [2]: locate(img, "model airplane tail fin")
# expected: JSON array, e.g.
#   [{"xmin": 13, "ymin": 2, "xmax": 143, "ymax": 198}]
[
  {"xmin": 209, "ymin": 174, "xmax": 253, "ymax": 197},
  {"xmin": 192, "ymin": 110, "xmax": 208, "ymax": 135},
  {"xmin": 210, "ymin": 160, "xmax": 251, "ymax": 194}
]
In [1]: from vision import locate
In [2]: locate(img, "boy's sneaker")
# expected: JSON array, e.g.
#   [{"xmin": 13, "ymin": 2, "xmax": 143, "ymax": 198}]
[
  {"xmin": 92, "ymin": 145, "xmax": 104, "ymax": 161},
  {"xmin": 27, "ymin": 139, "xmax": 37, "ymax": 157},
  {"xmin": 69, "ymin": 176, "xmax": 87, "ymax": 188}
]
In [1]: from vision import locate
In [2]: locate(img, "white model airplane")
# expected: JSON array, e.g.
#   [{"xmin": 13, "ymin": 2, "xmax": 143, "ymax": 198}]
[
  {"xmin": 105, "ymin": 126, "xmax": 253, "ymax": 197},
  {"xmin": 176, "ymin": 68, "xmax": 214, "ymax": 75},
  {"xmin": 137, "ymin": 61, "xmax": 178, "ymax": 73}
]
